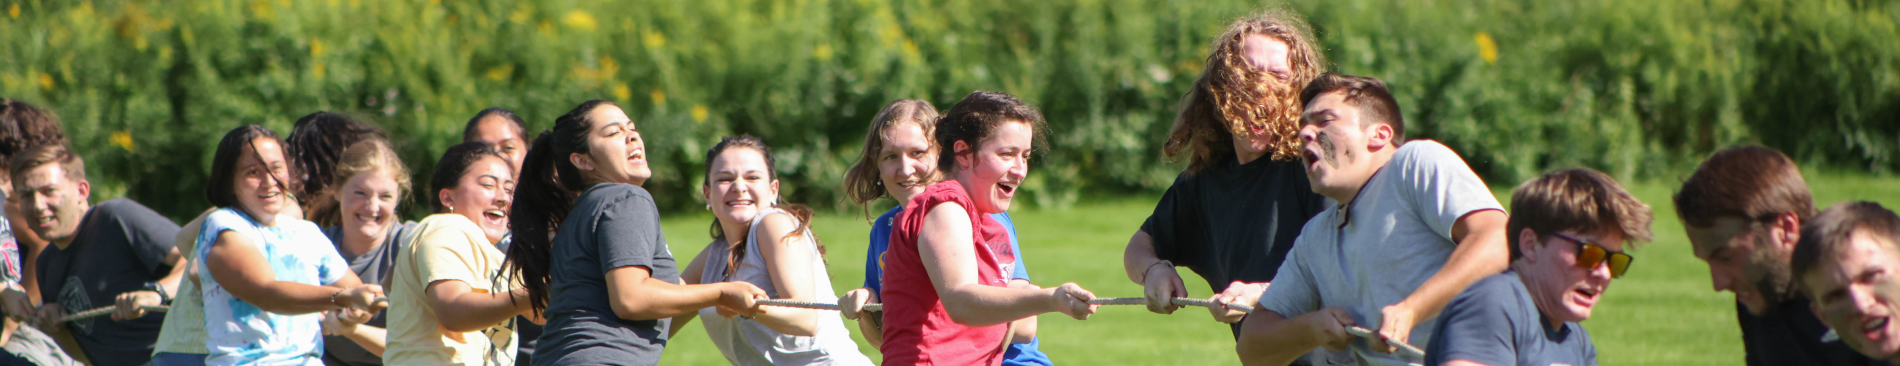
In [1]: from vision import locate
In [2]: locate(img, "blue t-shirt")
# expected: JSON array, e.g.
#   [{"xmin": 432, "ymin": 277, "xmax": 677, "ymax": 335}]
[
  {"xmin": 197, "ymin": 208, "xmax": 349, "ymax": 366},
  {"xmin": 863, "ymin": 206, "xmax": 1053, "ymax": 366},
  {"xmin": 1424, "ymin": 271, "xmax": 1596, "ymax": 366}
]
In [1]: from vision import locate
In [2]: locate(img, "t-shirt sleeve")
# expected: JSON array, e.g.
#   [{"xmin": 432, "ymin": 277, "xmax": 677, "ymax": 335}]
[
  {"xmin": 1399, "ymin": 142, "xmax": 1504, "ymax": 241},
  {"xmin": 864, "ymin": 210, "xmax": 894, "ymax": 293},
  {"xmin": 1140, "ymin": 173, "xmax": 1198, "ymax": 267},
  {"xmin": 1258, "ymin": 237, "xmax": 1320, "ymax": 317},
  {"xmin": 110, "ymin": 201, "xmax": 183, "ymax": 277},
  {"xmin": 595, "ymin": 193, "xmax": 663, "ymax": 274},
  {"xmin": 413, "ymin": 225, "xmax": 487, "ymax": 290},
  {"xmin": 1424, "ymin": 279, "xmax": 1517, "ymax": 366}
]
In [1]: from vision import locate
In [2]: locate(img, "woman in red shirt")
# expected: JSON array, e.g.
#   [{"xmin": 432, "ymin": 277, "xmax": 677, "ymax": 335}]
[{"xmin": 880, "ymin": 91, "xmax": 1099, "ymax": 365}]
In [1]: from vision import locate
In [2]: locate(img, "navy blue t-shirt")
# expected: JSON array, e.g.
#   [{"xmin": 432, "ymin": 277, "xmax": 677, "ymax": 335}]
[{"xmin": 1426, "ymin": 271, "xmax": 1596, "ymax": 366}]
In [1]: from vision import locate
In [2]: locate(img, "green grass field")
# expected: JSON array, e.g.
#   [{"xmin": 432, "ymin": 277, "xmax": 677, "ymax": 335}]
[{"xmin": 654, "ymin": 172, "xmax": 1900, "ymax": 365}]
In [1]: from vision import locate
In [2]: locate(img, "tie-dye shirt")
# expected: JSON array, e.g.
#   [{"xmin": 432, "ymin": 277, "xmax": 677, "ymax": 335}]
[{"xmin": 196, "ymin": 208, "xmax": 348, "ymax": 366}]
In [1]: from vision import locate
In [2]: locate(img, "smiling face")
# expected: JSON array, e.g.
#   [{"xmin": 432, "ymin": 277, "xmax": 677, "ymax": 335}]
[
  {"xmin": 1518, "ymin": 229, "xmax": 1625, "ymax": 324},
  {"xmin": 951, "ymin": 121, "xmax": 1032, "ymax": 214},
  {"xmin": 1805, "ymin": 231, "xmax": 1900, "ymax": 360},
  {"xmin": 440, "ymin": 156, "xmax": 514, "ymax": 244},
  {"xmin": 337, "ymin": 170, "xmax": 400, "ymax": 244},
  {"xmin": 232, "ymin": 138, "xmax": 293, "ymax": 225},
  {"xmin": 1298, "ymin": 92, "xmax": 1389, "ymax": 201},
  {"xmin": 705, "ymin": 147, "xmax": 778, "ymax": 229},
  {"xmin": 1689, "ymin": 215, "xmax": 1796, "ymax": 315},
  {"xmin": 572, "ymin": 105, "xmax": 651, "ymax": 187},
  {"xmin": 878, "ymin": 121, "xmax": 937, "ymax": 205},
  {"xmin": 470, "ymin": 116, "xmax": 527, "ymax": 173},
  {"xmin": 15, "ymin": 163, "xmax": 88, "ymax": 244}
]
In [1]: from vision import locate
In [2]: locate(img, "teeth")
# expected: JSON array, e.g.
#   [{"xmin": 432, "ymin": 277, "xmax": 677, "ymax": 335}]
[{"xmin": 484, "ymin": 209, "xmax": 507, "ymax": 219}]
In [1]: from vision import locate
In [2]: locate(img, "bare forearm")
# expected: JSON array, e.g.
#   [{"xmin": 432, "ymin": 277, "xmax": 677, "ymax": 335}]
[
  {"xmin": 1009, "ymin": 315, "xmax": 1037, "ymax": 344},
  {"xmin": 614, "ymin": 279, "xmax": 727, "ymax": 321},
  {"xmin": 343, "ymin": 325, "xmax": 387, "ymax": 356},
  {"xmin": 752, "ymin": 307, "xmax": 823, "ymax": 337},
  {"xmin": 1399, "ymin": 232, "xmax": 1508, "ymax": 320},
  {"xmin": 437, "ymin": 291, "xmax": 531, "ymax": 333},
  {"xmin": 1236, "ymin": 314, "xmax": 1322, "ymax": 366},
  {"xmin": 1122, "ymin": 231, "xmax": 1160, "ymax": 283},
  {"xmin": 155, "ymin": 260, "xmax": 187, "ymax": 298},
  {"xmin": 856, "ymin": 314, "xmax": 883, "ymax": 348},
  {"xmin": 241, "ymin": 282, "xmax": 351, "ymax": 315},
  {"xmin": 941, "ymin": 285, "xmax": 1057, "ymax": 326}
]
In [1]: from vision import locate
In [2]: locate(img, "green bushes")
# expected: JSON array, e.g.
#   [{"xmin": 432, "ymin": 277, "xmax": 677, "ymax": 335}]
[{"xmin": 1, "ymin": 0, "xmax": 1895, "ymax": 220}]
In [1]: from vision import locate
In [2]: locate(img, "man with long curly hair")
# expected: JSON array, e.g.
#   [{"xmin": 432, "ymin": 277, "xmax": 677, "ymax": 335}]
[{"xmin": 1120, "ymin": 8, "xmax": 1331, "ymax": 336}]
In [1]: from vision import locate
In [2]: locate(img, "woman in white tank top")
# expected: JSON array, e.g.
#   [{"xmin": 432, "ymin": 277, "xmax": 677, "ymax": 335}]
[{"xmin": 672, "ymin": 136, "xmax": 873, "ymax": 366}]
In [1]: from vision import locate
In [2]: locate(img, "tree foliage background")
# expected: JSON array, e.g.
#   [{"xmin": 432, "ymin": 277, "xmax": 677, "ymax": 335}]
[{"xmin": 2, "ymin": 0, "xmax": 1895, "ymax": 221}]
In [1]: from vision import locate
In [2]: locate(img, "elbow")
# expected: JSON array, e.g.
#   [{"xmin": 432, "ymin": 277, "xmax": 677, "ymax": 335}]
[{"xmin": 1235, "ymin": 332, "xmax": 1267, "ymax": 365}]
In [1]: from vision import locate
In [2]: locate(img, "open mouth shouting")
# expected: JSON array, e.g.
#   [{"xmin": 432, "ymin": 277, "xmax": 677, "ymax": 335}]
[
  {"xmin": 1571, "ymin": 284, "xmax": 1603, "ymax": 308},
  {"xmin": 482, "ymin": 208, "xmax": 508, "ymax": 227},
  {"xmin": 628, "ymin": 148, "xmax": 647, "ymax": 166},
  {"xmin": 996, "ymin": 180, "xmax": 1019, "ymax": 198}
]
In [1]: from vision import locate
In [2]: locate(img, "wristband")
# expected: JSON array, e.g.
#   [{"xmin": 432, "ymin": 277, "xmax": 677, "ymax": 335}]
[{"xmin": 330, "ymin": 286, "xmax": 353, "ymax": 308}]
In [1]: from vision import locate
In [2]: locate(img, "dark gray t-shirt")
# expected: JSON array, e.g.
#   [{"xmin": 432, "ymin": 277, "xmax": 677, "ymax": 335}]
[
  {"xmin": 37, "ymin": 198, "xmax": 180, "ymax": 366},
  {"xmin": 319, "ymin": 221, "xmax": 416, "ymax": 366},
  {"xmin": 533, "ymin": 184, "xmax": 678, "ymax": 366},
  {"xmin": 1425, "ymin": 271, "xmax": 1597, "ymax": 366}
]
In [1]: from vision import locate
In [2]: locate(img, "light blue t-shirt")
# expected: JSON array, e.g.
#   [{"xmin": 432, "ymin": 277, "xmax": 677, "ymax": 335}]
[
  {"xmin": 196, "ymin": 208, "xmax": 349, "ymax": 366},
  {"xmin": 1258, "ymin": 141, "xmax": 1505, "ymax": 366},
  {"xmin": 863, "ymin": 207, "xmax": 1053, "ymax": 365}
]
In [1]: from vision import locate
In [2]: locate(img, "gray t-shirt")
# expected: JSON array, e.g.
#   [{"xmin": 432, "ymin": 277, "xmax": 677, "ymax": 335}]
[
  {"xmin": 1258, "ymin": 140, "xmax": 1505, "ymax": 366},
  {"xmin": 1425, "ymin": 271, "xmax": 1596, "ymax": 366},
  {"xmin": 533, "ymin": 184, "xmax": 678, "ymax": 366},
  {"xmin": 320, "ymin": 221, "xmax": 417, "ymax": 366}
]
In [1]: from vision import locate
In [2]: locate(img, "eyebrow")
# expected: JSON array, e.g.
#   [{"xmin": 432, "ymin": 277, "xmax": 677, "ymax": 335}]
[
  {"xmin": 1300, "ymin": 109, "xmax": 1334, "ymax": 124},
  {"xmin": 597, "ymin": 120, "xmax": 630, "ymax": 132}
]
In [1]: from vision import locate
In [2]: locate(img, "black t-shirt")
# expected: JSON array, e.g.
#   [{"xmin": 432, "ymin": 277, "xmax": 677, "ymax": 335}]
[
  {"xmin": 319, "ymin": 222, "xmax": 415, "ymax": 366},
  {"xmin": 1140, "ymin": 158, "xmax": 1326, "ymax": 320},
  {"xmin": 37, "ymin": 198, "xmax": 180, "ymax": 366},
  {"xmin": 533, "ymin": 184, "xmax": 678, "ymax": 366},
  {"xmin": 1740, "ymin": 297, "xmax": 1881, "ymax": 366}
]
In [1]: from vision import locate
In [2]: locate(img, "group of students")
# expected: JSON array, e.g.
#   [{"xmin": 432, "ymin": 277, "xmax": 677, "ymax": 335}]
[{"xmin": 0, "ymin": 7, "xmax": 1893, "ymax": 366}]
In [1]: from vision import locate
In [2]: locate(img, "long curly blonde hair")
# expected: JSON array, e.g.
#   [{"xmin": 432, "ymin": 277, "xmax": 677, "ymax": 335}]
[{"xmin": 1165, "ymin": 9, "xmax": 1326, "ymax": 173}]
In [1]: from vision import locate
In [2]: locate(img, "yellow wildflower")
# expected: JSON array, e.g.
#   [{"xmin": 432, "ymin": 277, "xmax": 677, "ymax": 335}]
[
  {"xmin": 611, "ymin": 83, "xmax": 631, "ymax": 102},
  {"xmin": 649, "ymin": 89, "xmax": 665, "ymax": 105},
  {"xmin": 9, "ymin": 3, "xmax": 18, "ymax": 19},
  {"xmin": 691, "ymin": 105, "xmax": 709, "ymax": 123},
  {"xmin": 36, "ymin": 72, "xmax": 52, "ymax": 90},
  {"xmin": 485, "ymin": 64, "xmax": 514, "ymax": 81},
  {"xmin": 110, "ymin": 131, "xmax": 135, "ymax": 152},
  {"xmin": 643, "ymin": 30, "xmax": 666, "ymax": 48},
  {"xmin": 562, "ymin": 10, "xmax": 596, "ymax": 32},
  {"xmin": 1475, "ymin": 32, "xmax": 1498, "ymax": 65},
  {"xmin": 813, "ymin": 44, "xmax": 833, "ymax": 61}
]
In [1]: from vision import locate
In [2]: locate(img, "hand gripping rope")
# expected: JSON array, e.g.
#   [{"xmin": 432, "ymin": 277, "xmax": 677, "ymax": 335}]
[{"xmin": 757, "ymin": 297, "xmax": 1426, "ymax": 359}]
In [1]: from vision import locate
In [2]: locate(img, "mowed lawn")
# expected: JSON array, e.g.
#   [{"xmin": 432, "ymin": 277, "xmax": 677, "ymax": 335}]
[{"xmin": 655, "ymin": 172, "xmax": 1900, "ymax": 365}]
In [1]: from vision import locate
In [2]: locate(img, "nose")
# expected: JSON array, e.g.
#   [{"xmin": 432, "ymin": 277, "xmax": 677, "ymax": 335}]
[
  {"xmin": 1589, "ymin": 259, "xmax": 1614, "ymax": 281},
  {"xmin": 494, "ymin": 190, "xmax": 513, "ymax": 208},
  {"xmin": 1298, "ymin": 125, "xmax": 1319, "ymax": 143}
]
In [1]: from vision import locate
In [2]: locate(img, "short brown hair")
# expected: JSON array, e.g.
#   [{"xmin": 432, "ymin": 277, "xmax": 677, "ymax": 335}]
[
  {"xmin": 1300, "ymin": 73, "xmax": 1406, "ymax": 144},
  {"xmin": 841, "ymin": 99, "xmax": 941, "ymax": 216},
  {"xmin": 1673, "ymin": 145, "xmax": 1814, "ymax": 228},
  {"xmin": 1791, "ymin": 201, "xmax": 1900, "ymax": 284},
  {"xmin": 1164, "ymin": 9, "xmax": 1327, "ymax": 173},
  {"xmin": 9, "ymin": 143, "xmax": 86, "ymax": 189},
  {"xmin": 0, "ymin": 99, "xmax": 69, "ymax": 171},
  {"xmin": 936, "ymin": 91, "xmax": 1047, "ymax": 174},
  {"xmin": 1507, "ymin": 168, "xmax": 1654, "ymax": 260}
]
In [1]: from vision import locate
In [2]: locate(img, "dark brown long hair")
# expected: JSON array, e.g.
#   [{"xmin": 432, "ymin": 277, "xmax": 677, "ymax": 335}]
[
  {"xmin": 839, "ymin": 99, "xmax": 941, "ymax": 219},
  {"xmin": 936, "ymin": 91, "xmax": 1047, "ymax": 175},
  {"xmin": 1164, "ymin": 9, "xmax": 1326, "ymax": 173},
  {"xmin": 704, "ymin": 135, "xmax": 823, "ymax": 279},
  {"xmin": 503, "ymin": 99, "xmax": 615, "ymax": 314}
]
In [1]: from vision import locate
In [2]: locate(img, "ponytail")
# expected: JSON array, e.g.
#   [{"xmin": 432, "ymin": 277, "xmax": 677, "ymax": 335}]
[{"xmin": 502, "ymin": 99, "xmax": 616, "ymax": 314}]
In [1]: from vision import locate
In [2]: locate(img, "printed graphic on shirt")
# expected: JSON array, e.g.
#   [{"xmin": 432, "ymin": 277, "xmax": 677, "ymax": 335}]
[{"xmin": 59, "ymin": 277, "xmax": 92, "ymax": 333}]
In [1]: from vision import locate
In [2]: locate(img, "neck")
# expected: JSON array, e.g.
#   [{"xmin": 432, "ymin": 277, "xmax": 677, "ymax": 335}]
[
  {"xmin": 1510, "ymin": 263, "xmax": 1567, "ymax": 329},
  {"xmin": 1322, "ymin": 151, "xmax": 1397, "ymax": 205},
  {"xmin": 720, "ymin": 218, "xmax": 749, "ymax": 245},
  {"xmin": 51, "ymin": 237, "xmax": 73, "ymax": 250}
]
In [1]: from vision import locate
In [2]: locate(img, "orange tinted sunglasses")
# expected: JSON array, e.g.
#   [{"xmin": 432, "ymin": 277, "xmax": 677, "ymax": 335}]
[{"xmin": 1552, "ymin": 233, "xmax": 1634, "ymax": 279}]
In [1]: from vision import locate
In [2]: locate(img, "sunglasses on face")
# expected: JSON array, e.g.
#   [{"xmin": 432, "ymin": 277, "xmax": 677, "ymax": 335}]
[{"xmin": 1552, "ymin": 232, "xmax": 1634, "ymax": 279}]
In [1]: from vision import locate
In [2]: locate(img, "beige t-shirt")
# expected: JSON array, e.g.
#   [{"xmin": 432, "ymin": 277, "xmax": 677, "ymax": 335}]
[{"xmin": 385, "ymin": 214, "xmax": 518, "ymax": 365}]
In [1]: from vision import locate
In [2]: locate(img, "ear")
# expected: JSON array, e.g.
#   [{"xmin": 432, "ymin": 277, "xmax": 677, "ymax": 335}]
[
  {"xmin": 75, "ymin": 179, "xmax": 91, "ymax": 200},
  {"xmin": 569, "ymin": 152, "xmax": 595, "ymax": 171},
  {"xmin": 1811, "ymin": 301, "xmax": 1826, "ymax": 324},
  {"xmin": 1773, "ymin": 212, "xmax": 1802, "ymax": 252},
  {"xmin": 953, "ymin": 140, "xmax": 973, "ymax": 171},
  {"xmin": 438, "ymin": 188, "xmax": 456, "ymax": 212},
  {"xmin": 770, "ymin": 179, "xmax": 781, "ymax": 200},
  {"xmin": 1517, "ymin": 228, "xmax": 1542, "ymax": 263},
  {"xmin": 1366, "ymin": 123, "xmax": 1395, "ymax": 152}
]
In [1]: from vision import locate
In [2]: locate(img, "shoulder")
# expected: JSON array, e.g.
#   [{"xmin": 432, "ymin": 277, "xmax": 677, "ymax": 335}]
[
  {"xmin": 93, "ymin": 198, "xmax": 170, "ymax": 224},
  {"xmin": 1390, "ymin": 140, "xmax": 1474, "ymax": 174},
  {"xmin": 1447, "ymin": 272, "xmax": 1528, "ymax": 314},
  {"xmin": 874, "ymin": 206, "xmax": 902, "ymax": 227},
  {"xmin": 203, "ymin": 208, "xmax": 253, "ymax": 230},
  {"xmin": 581, "ymin": 183, "xmax": 657, "ymax": 212},
  {"xmin": 755, "ymin": 210, "xmax": 802, "ymax": 237}
]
